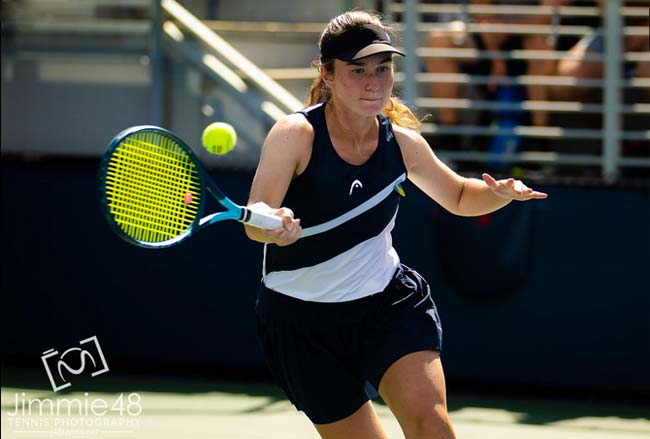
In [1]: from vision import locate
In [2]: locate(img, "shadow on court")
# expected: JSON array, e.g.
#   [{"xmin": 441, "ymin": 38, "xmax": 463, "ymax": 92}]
[
  {"xmin": 446, "ymin": 392, "xmax": 650, "ymax": 426},
  {"xmin": 2, "ymin": 362, "xmax": 649, "ymax": 428}
]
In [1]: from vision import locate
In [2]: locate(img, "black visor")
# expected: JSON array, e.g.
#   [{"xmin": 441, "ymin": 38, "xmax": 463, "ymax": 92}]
[{"xmin": 320, "ymin": 24, "xmax": 405, "ymax": 61}]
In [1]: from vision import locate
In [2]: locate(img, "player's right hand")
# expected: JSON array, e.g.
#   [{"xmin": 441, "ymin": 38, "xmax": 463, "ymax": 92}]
[{"xmin": 264, "ymin": 207, "xmax": 302, "ymax": 246}]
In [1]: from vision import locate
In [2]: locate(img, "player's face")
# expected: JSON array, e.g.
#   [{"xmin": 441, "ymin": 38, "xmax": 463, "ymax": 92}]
[{"xmin": 328, "ymin": 54, "xmax": 394, "ymax": 116}]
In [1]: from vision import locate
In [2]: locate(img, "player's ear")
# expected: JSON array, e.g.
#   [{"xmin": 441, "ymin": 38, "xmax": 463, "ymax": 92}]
[{"xmin": 320, "ymin": 63, "xmax": 334, "ymax": 88}]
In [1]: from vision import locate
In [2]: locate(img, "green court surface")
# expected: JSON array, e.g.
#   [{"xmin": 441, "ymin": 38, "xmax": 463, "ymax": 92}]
[{"xmin": 2, "ymin": 370, "xmax": 649, "ymax": 439}]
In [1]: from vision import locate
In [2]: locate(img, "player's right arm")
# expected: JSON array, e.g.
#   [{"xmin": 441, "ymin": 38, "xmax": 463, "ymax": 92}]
[{"xmin": 245, "ymin": 113, "xmax": 313, "ymax": 246}]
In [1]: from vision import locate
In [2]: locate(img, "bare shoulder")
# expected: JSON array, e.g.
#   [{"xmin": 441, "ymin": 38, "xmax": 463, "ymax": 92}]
[
  {"xmin": 266, "ymin": 113, "xmax": 314, "ymax": 146},
  {"xmin": 392, "ymin": 124, "xmax": 434, "ymax": 173},
  {"xmin": 261, "ymin": 112, "xmax": 314, "ymax": 176},
  {"xmin": 392, "ymin": 124, "xmax": 425, "ymax": 145}
]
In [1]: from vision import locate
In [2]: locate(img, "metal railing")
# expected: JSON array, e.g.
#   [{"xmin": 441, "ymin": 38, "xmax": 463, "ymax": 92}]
[
  {"xmin": 160, "ymin": 0, "xmax": 302, "ymax": 115},
  {"xmin": 155, "ymin": 0, "xmax": 307, "ymax": 166},
  {"xmin": 1, "ymin": 0, "xmax": 307, "ymax": 165},
  {"xmin": 3, "ymin": 0, "xmax": 648, "ymax": 183},
  {"xmin": 386, "ymin": 0, "xmax": 650, "ymax": 184}
]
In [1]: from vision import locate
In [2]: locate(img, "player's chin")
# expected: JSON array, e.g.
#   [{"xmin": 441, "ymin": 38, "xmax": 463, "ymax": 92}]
[{"xmin": 359, "ymin": 97, "xmax": 388, "ymax": 114}]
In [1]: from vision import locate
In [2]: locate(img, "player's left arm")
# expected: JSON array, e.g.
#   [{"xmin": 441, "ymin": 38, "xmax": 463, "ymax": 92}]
[{"xmin": 394, "ymin": 127, "xmax": 547, "ymax": 217}]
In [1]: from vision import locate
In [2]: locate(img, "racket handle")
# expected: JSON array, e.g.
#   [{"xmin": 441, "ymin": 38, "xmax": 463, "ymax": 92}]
[{"xmin": 242, "ymin": 208, "xmax": 283, "ymax": 230}]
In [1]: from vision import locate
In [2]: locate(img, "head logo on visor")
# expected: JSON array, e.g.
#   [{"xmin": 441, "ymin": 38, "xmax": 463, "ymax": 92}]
[{"xmin": 321, "ymin": 24, "xmax": 405, "ymax": 61}]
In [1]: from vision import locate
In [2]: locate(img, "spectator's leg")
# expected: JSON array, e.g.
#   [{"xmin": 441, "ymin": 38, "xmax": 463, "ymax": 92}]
[
  {"xmin": 635, "ymin": 60, "xmax": 650, "ymax": 100},
  {"xmin": 552, "ymin": 33, "xmax": 603, "ymax": 102},
  {"xmin": 523, "ymin": 35, "xmax": 555, "ymax": 126},
  {"xmin": 427, "ymin": 22, "xmax": 476, "ymax": 125},
  {"xmin": 631, "ymin": 35, "xmax": 650, "ymax": 100}
]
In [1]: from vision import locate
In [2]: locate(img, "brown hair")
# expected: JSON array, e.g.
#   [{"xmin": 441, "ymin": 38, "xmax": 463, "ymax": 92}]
[{"xmin": 306, "ymin": 10, "xmax": 421, "ymax": 131}]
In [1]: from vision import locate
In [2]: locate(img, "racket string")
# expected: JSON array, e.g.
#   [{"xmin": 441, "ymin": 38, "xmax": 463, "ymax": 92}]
[
  {"xmin": 106, "ymin": 155, "xmax": 200, "ymax": 216},
  {"xmin": 125, "ymin": 132, "xmax": 197, "ymax": 241},
  {"xmin": 106, "ymin": 166, "xmax": 194, "ymax": 235},
  {"xmin": 104, "ymin": 131, "xmax": 202, "ymax": 243}
]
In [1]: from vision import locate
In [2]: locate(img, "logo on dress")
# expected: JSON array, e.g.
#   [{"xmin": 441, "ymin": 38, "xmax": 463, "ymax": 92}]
[
  {"xmin": 386, "ymin": 126, "xmax": 394, "ymax": 142},
  {"xmin": 349, "ymin": 179, "xmax": 363, "ymax": 195}
]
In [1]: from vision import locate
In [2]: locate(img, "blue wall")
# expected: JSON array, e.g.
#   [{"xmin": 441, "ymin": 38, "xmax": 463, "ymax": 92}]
[{"xmin": 2, "ymin": 159, "xmax": 649, "ymax": 396}]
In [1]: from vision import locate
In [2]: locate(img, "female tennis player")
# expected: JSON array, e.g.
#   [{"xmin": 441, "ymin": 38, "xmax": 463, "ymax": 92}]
[{"xmin": 245, "ymin": 10, "xmax": 547, "ymax": 439}]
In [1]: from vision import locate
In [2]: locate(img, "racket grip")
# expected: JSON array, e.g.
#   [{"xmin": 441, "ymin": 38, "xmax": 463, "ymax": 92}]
[{"xmin": 242, "ymin": 208, "xmax": 283, "ymax": 230}]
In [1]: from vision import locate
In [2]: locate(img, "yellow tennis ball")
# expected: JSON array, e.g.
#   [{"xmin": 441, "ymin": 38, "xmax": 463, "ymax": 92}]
[{"xmin": 202, "ymin": 122, "xmax": 237, "ymax": 155}]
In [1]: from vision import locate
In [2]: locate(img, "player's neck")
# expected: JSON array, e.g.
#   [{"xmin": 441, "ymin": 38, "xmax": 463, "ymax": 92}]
[
  {"xmin": 326, "ymin": 100, "xmax": 376, "ymax": 141},
  {"xmin": 326, "ymin": 100, "xmax": 378, "ymax": 163}
]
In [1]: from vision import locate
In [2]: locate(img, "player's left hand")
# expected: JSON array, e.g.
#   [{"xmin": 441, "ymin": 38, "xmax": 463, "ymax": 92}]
[{"xmin": 482, "ymin": 173, "xmax": 548, "ymax": 201}]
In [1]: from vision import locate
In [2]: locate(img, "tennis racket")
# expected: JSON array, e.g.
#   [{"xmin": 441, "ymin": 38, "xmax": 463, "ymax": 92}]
[{"xmin": 99, "ymin": 125, "xmax": 282, "ymax": 248}]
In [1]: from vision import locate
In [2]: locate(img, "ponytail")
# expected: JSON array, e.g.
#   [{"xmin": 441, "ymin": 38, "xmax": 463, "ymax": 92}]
[{"xmin": 383, "ymin": 96, "xmax": 422, "ymax": 131}]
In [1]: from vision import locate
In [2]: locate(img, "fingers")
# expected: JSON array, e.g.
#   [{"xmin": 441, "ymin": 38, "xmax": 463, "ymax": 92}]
[
  {"xmin": 512, "ymin": 181, "xmax": 548, "ymax": 199},
  {"xmin": 264, "ymin": 220, "xmax": 302, "ymax": 246},
  {"xmin": 529, "ymin": 190, "xmax": 548, "ymax": 199},
  {"xmin": 483, "ymin": 174, "xmax": 517, "ymax": 192},
  {"xmin": 482, "ymin": 173, "xmax": 498, "ymax": 187},
  {"xmin": 264, "ymin": 207, "xmax": 302, "ymax": 246},
  {"xmin": 483, "ymin": 173, "xmax": 548, "ymax": 200},
  {"xmin": 275, "ymin": 207, "xmax": 295, "ymax": 231}
]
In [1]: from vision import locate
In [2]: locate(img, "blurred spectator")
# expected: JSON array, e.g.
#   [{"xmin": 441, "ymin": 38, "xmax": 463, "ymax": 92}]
[
  {"xmin": 427, "ymin": 0, "xmax": 568, "ymax": 129},
  {"xmin": 427, "ymin": 1, "xmax": 648, "ymax": 122},
  {"xmin": 545, "ymin": 0, "xmax": 649, "ymax": 165},
  {"xmin": 547, "ymin": 0, "xmax": 649, "ymax": 103}
]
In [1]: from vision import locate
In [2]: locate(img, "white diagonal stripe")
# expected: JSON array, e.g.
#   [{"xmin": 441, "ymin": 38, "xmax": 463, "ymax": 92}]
[{"xmin": 301, "ymin": 173, "xmax": 406, "ymax": 238}]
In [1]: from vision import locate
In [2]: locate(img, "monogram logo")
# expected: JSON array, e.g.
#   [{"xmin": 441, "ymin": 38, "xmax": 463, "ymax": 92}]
[
  {"xmin": 41, "ymin": 336, "xmax": 109, "ymax": 392},
  {"xmin": 349, "ymin": 179, "xmax": 363, "ymax": 195}
]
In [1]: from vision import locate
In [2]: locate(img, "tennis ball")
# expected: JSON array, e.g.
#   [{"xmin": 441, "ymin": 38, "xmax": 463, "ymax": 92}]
[{"xmin": 202, "ymin": 122, "xmax": 237, "ymax": 155}]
